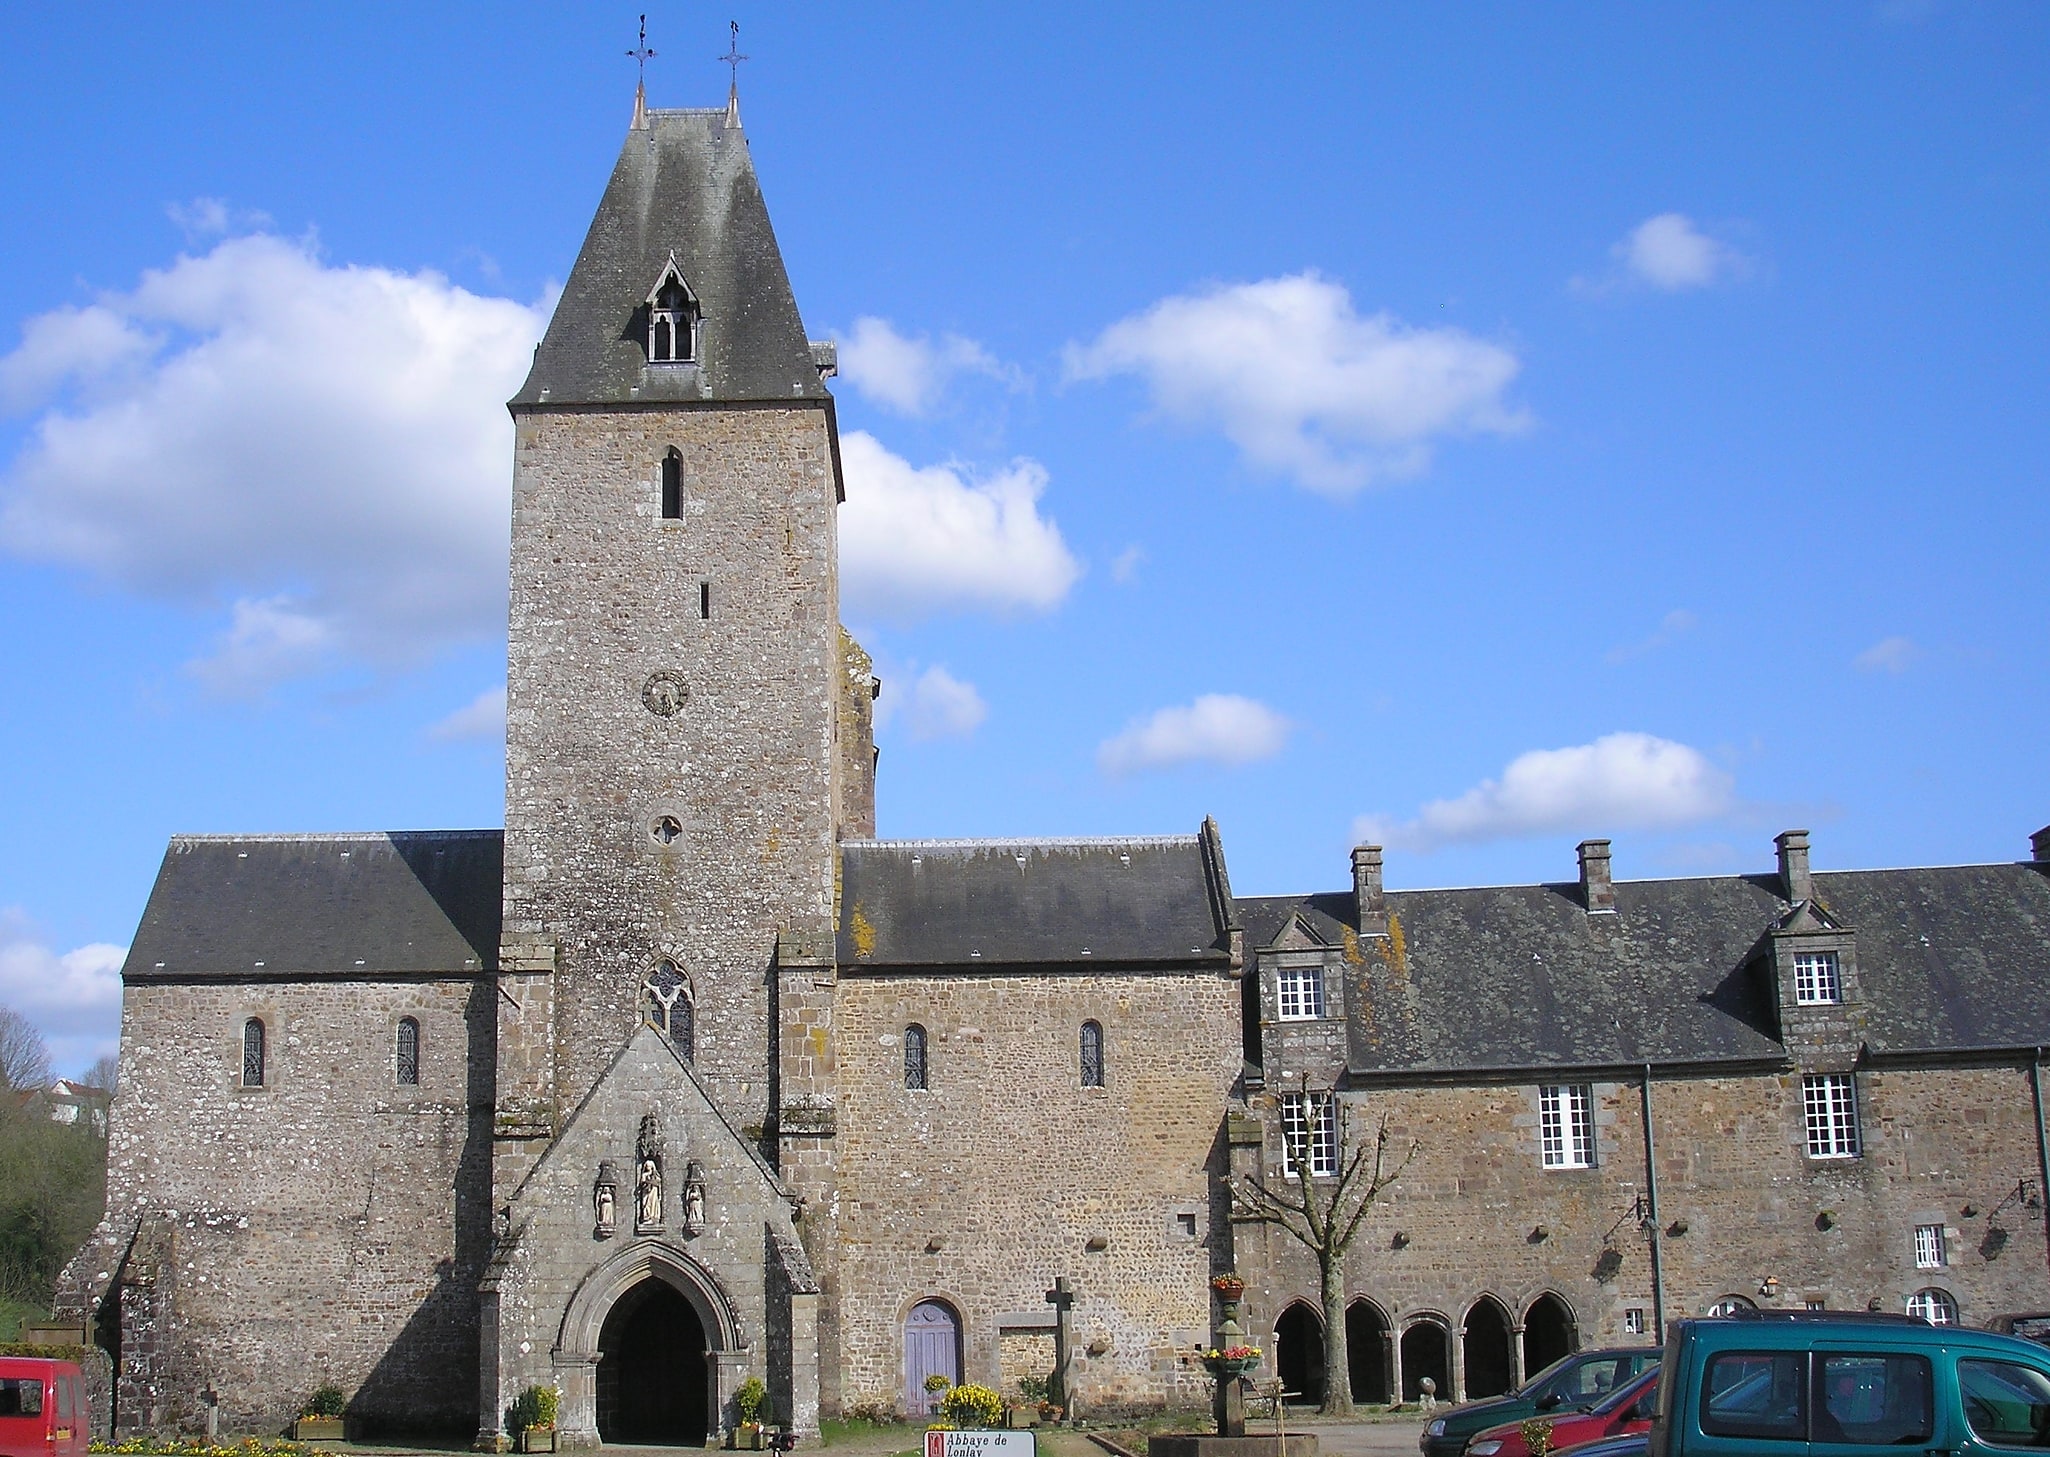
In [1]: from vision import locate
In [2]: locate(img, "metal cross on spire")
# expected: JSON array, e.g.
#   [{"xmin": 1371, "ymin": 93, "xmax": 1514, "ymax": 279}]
[
  {"xmin": 627, "ymin": 15, "xmax": 657, "ymax": 85},
  {"xmin": 718, "ymin": 20, "xmax": 749, "ymax": 92}
]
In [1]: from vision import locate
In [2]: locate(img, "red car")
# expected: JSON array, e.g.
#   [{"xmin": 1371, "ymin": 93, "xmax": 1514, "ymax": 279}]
[
  {"xmin": 0, "ymin": 1356, "xmax": 89, "ymax": 1457},
  {"xmin": 1463, "ymin": 1365, "xmax": 1661, "ymax": 1457}
]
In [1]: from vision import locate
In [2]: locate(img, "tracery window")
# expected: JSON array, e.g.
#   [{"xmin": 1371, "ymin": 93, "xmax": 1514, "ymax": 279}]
[
  {"xmin": 644, "ymin": 959, "xmax": 694, "ymax": 1059},
  {"xmin": 1080, "ymin": 1020, "xmax": 1104, "ymax": 1088},
  {"xmin": 395, "ymin": 1017, "xmax": 420, "ymax": 1086},
  {"xmin": 241, "ymin": 1018, "xmax": 266, "ymax": 1088},
  {"xmin": 648, "ymin": 277, "xmax": 699, "ymax": 363},
  {"xmin": 904, "ymin": 1023, "xmax": 928, "ymax": 1091}
]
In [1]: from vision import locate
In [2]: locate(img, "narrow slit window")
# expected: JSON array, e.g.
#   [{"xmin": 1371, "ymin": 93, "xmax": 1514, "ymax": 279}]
[
  {"xmin": 700, "ymin": 582, "xmax": 711, "ymax": 620},
  {"xmin": 395, "ymin": 1017, "xmax": 420, "ymax": 1086},
  {"xmin": 904, "ymin": 1023, "xmax": 928, "ymax": 1090},
  {"xmin": 661, "ymin": 451, "xmax": 683, "ymax": 520},
  {"xmin": 241, "ymin": 1018, "xmax": 266, "ymax": 1088},
  {"xmin": 1080, "ymin": 1020, "xmax": 1105, "ymax": 1088}
]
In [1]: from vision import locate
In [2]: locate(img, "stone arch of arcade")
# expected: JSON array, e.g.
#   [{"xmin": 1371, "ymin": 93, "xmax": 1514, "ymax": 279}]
[
  {"xmin": 1275, "ymin": 1300, "xmax": 1326, "ymax": 1408},
  {"xmin": 1397, "ymin": 1312, "xmax": 1452, "ymax": 1404},
  {"xmin": 1345, "ymin": 1298, "xmax": 1392, "ymax": 1404},
  {"xmin": 554, "ymin": 1242, "xmax": 747, "ymax": 1448},
  {"xmin": 1522, "ymin": 1291, "xmax": 1578, "ymax": 1384},
  {"xmin": 1462, "ymin": 1296, "xmax": 1516, "ymax": 1401}
]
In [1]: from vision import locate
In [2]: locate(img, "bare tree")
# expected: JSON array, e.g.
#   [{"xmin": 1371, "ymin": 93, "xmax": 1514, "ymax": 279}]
[
  {"xmin": 1231, "ymin": 1094, "xmax": 1417, "ymax": 1416},
  {"xmin": 0, "ymin": 1007, "xmax": 52, "ymax": 1093},
  {"xmin": 79, "ymin": 1053, "xmax": 120, "ymax": 1096}
]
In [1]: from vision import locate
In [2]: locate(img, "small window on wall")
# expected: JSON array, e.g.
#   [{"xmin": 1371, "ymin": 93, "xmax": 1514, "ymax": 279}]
[
  {"xmin": 395, "ymin": 1018, "xmax": 420, "ymax": 1086},
  {"xmin": 1080, "ymin": 1020, "xmax": 1105, "ymax": 1088},
  {"xmin": 1539, "ymin": 1084, "xmax": 1596, "ymax": 1168},
  {"xmin": 1906, "ymin": 1288, "xmax": 1957, "ymax": 1326},
  {"xmin": 1803, "ymin": 1073, "xmax": 1861, "ymax": 1158},
  {"xmin": 241, "ymin": 1018, "xmax": 266, "ymax": 1088},
  {"xmin": 1277, "ymin": 962, "xmax": 1324, "ymax": 1020},
  {"xmin": 1914, "ymin": 1224, "xmax": 1947, "ymax": 1269},
  {"xmin": 661, "ymin": 450, "xmax": 683, "ymax": 520},
  {"xmin": 1624, "ymin": 1308, "xmax": 1647, "ymax": 1336},
  {"xmin": 1279, "ymin": 1092, "xmax": 1338, "ymax": 1178},
  {"xmin": 1795, "ymin": 950, "xmax": 1843, "ymax": 1006},
  {"xmin": 904, "ymin": 1024, "xmax": 928, "ymax": 1091}
]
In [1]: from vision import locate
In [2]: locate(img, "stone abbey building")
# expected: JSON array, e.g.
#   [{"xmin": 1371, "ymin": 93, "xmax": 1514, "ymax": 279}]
[{"xmin": 56, "ymin": 85, "xmax": 2050, "ymax": 1445}]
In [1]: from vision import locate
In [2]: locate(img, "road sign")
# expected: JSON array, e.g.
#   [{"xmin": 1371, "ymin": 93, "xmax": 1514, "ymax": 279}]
[{"xmin": 925, "ymin": 1431, "xmax": 1037, "ymax": 1457}]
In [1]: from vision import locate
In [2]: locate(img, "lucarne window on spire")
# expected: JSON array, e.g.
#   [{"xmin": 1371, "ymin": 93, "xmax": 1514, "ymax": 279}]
[{"xmin": 646, "ymin": 259, "xmax": 700, "ymax": 364}]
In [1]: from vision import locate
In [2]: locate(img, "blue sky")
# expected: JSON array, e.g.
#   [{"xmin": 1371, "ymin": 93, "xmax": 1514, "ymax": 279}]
[{"xmin": 2, "ymin": 3, "xmax": 2046, "ymax": 1074}]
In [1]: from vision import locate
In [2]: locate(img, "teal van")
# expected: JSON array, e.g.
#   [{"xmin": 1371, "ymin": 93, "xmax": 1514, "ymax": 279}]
[{"xmin": 1650, "ymin": 1310, "xmax": 2050, "ymax": 1457}]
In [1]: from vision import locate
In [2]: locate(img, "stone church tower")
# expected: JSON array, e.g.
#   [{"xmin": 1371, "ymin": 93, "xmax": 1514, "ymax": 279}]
[{"xmin": 483, "ymin": 96, "xmax": 856, "ymax": 1447}]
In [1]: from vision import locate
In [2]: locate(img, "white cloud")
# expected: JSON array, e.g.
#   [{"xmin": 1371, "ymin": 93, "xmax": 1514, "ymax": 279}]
[
  {"xmin": 1580, "ymin": 213, "xmax": 1750, "ymax": 293},
  {"xmin": 1110, "ymin": 545, "xmax": 1146, "ymax": 584},
  {"xmin": 1065, "ymin": 271, "xmax": 1526, "ymax": 495},
  {"xmin": 1855, "ymin": 635, "xmax": 1919, "ymax": 675},
  {"xmin": 887, "ymin": 665, "xmax": 987, "ymax": 742},
  {"xmin": 429, "ymin": 684, "xmax": 508, "ymax": 741},
  {"xmin": 1356, "ymin": 731, "xmax": 1735, "ymax": 851},
  {"xmin": 165, "ymin": 197, "xmax": 272, "ymax": 242},
  {"xmin": 1097, "ymin": 694, "xmax": 1290, "ymax": 779},
  {"xmin": 0, "ymin": 232, "xmax": 548, "ymax": 690},
  {"xmin": 835, "ymin": 316, "xmax": 1020, "ymax": 416},
  {"xmin": 0, "ymin": 909, "xmax": 125, "ymax": 1077},
  {"xmin": 1606, "ymin": 608, "xmax": 1698, "ymax": 664},
  {"xmin": 838, "ymin": 430, "xmax": 1082, "ymax": 620}
]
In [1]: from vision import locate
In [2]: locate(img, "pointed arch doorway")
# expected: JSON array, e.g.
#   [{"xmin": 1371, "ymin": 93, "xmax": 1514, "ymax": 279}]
[{"xmin": 597, "ymin": 1278, "xmax": 710, "ymax": 1445}]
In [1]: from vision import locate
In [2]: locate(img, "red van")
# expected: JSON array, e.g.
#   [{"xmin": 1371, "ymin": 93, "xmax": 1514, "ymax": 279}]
[{"xmin": 0, "ymin": 1357, "xmax": 88, "ymax": 1457}]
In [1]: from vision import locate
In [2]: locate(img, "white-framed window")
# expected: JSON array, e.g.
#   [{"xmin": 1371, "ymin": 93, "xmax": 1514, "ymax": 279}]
[
  {"xmin": 1624, "ymin": 1308, "xmax": 1647, "ymax": 1336},
  {"xmin": 1906, "ymin": 1288, "xmax": 1958, "ymax": 1325},
  {"xmin": 1279, "ymin": 1092, "xmax": 1339, "ymax": 1178},
  {"xmin": 1794, "ymin": 950, "xmax": 1843, "ymax": 1006},
  {"xmin": 1276, "ymin": 962, "xmax": 1325, "ymax": 1020},
  {"xmin": 1803, "ymin": 1073, "xmax": 1861, "ymax": 1158},
  {"xmin": 1707, "ymin": 1295, "xmax": 1756, "ymax": 1318},
  {"xmin": 1804, "ymin": 1299, "xmax": 1827, "ymax": 1311},
  {"xmin": 1539, "ymin": 1084, "xmax": 1596, "ymax": 1169},
  {"xmin": 1915, "ymin": 1224, "xmax": 1948, "ymax": 1269}
]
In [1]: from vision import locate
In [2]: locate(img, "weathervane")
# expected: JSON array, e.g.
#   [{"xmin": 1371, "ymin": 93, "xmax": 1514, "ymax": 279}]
[
  {"xmin": 627, "ymin": 15, "xmax": 657, "ymax": 88},
  {"xmin": 719, "ymin": 20, "xmax": 749, "ymax": 92}
]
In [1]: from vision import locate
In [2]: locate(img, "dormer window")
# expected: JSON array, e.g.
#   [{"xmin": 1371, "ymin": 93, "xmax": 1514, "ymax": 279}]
[
  {"xmin": 1794, "ymin": 950, "xmax": 1842, "ymax": 1005},
  {"xmin": 645, "ymin": 257, "xmax": 700, "ymax": 364}
]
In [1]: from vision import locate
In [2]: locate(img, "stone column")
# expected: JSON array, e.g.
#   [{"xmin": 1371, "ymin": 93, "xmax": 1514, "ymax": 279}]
[
  {"xmin": 714, "ymin": 1349, "xmax": 751, "ymax": 1446},
  {"xmin": 1451, "ymin": 1328, "xmax": 1467, "ymax": 1404},
  {"xmin": 551, "ymin": 1352, "xmax": 602, "ymax": 1451},
  {"xmin": 474, "ymin": 1285, "xmax": 508, "ymax": 1451},
  {"xmin": 787, "ymin": 1291, "xmax": 821, "ymax": 1439},
  {"xmin": 1389, "ymin": 1330, "xmax": 1405, "ymax": 1406},
  {"xmin": 1509, "ymin": 1324, "xmax": 1526, "ymax": 1390}
]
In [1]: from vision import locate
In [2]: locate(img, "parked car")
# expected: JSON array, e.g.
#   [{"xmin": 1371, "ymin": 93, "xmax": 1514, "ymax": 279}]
[
  {"xmin": 1986, "ymin": 1313, "xmax": 2050, "ymax": 1348},
  {"xmin": 1649, "ymin": 1308, "xmax": 2050, "ymax": 1457},
  {"xmin": 0, "ymin": 1355, "xmax": 89, "ymax": 1457},
  {"xmin": 1422, "ymin": 1348, "xmax": 1661, "ymax": 1457},
  {"xmin": 1548, "ymin": 1435, "xmax": 1648, "ymax": 1457},
  {"xmin": 1466, "ymin": 1366, "xmax": 1662, "ymax": 1457}
]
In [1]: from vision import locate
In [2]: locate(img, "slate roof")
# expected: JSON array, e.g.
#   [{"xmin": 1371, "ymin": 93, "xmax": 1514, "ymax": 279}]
[
  {"xmin": 1242, "ymin": 861, "xmax": 2050, "ymax": 1077},
  {"xmin": 837, "ymin": 831, "xmax": 1237, "ymax": 972},
  {"xmin": 123, "ymin": 832, "xmax": 502, "ymax": 980},
  {"xmin": 511, "ymin": 109, "xmax": 828, "ymax": 407}
]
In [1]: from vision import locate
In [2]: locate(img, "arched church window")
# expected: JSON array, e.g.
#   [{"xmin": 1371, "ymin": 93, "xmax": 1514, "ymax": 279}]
[
  {"xmin": 1080, "ymin": 1020, "xmax": 1105, "ymax": 1088},
  {"xmin": 904, "ymin": 1023, "xmax": 928, "ymax": 1091},
  {"xmin": 395, "ymin": 1017, "xmax": 420, "ymax": 1086},
  {"xmin": 644, "ymin": 959, "xmax": 694, "ymax": 1059},
  {"xmin": 648, "ymin": 278, "xmax": 698, "ymax": 364},
  {"xmin": 661, "ymin": 450, "xmax": 683, "ymax": 520},
  {"xmin": 241, "ymin": 1018, "xmax": 265, "ymax": 1088}
]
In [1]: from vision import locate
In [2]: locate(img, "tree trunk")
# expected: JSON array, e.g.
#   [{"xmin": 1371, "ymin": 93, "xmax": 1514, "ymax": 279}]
[{"xmin": 1319, "ymin": 1251, "xmax": 1353, "ymax": 1416}]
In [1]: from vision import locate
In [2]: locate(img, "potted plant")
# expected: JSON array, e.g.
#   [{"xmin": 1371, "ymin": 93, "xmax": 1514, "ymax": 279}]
[
  {"xmin": 509, "ymin": 1383, "xmax": 560, "ymax": 1453},
  {"xmin": 922, "ymin": 1373, "xmax": 952, "ymax": 1419},
  {"xmin": 734, "ymin": 1375, "xmax": 768, "ymax": 1449},
  {"xmin": 1009, "ymin": 1376, "xmax": 1048, "ymax": 1428},
  {"xmin": 1210, "ymin": 1274, "xmax": 1246, "ymax": 1300},
  {"xmin": 1199, "ymin": 1344, "xmax": 1262, "ymax": 1379},
  {"xmin": 295, "ymin": 1384, "xmax": 347, "ymax": 1441}
]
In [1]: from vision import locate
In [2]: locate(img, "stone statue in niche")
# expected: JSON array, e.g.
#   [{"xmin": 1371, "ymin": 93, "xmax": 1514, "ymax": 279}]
[
  {"xmin": 683, "ymin": 1160, "xmax": 707, "ymax": 1234},
  {"xmin": 636, "ymin": 1114, "xmax": 664, "ymax": 1231},
  {"xmin": 594, "ymin": 1161, "xmax": 618, "ymax": 1239}
]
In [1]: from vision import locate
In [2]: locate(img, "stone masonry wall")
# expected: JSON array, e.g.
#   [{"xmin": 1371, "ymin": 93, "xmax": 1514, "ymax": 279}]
[
  {"xmin": 60, "ymin": 977, "xmax": 492, "ymax": 1435},
  {"xmin": 1232, "ymin": 1064, "xmax": 2050, "ymax": 1401},
  {"xmin": 500, "ymin": 404, "xmax": 840, "ymax": 1191},
  {"xmin": 828, "ymin": 969, "xmax": 1241, "ymax": 1417}
]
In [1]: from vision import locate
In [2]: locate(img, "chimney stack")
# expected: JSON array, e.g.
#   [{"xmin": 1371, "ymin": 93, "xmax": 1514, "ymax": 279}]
[
  {"xmin": 1776, "ymin": 830, "xmax": 1813, "ymax": 902},
  {"xmin": 1352, "ymin": 844, "xmax": 1386, "ymax": 934},
  {"xmin": 2031, "ymin": 824, "xmax": 2050, "ymax": 865},
  {"xmin": 1578, "ymin": 839, "xmax": 1616, "ymax": 913}
]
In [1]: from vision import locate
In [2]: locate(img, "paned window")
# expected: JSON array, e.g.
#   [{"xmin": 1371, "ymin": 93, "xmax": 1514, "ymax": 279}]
[
  {"xmin": 1804, "ymin": 1073, "xmax": 1861, "ymax": 1158},
  {"xmin": 644, "ymin": 959, "xmax": 694, "ymax": 1059},
  {"xmin": 241, "ymin": 1018, "xmax": 265, "ymax": 1088},
  {"xmin": 395, "ymin": 1017, "xmax": 420, "ymax": 1086},
  {"xmin": 904, "ymin": 1024, "xmax": 928, "ymax": 1091},
  {"xmin": 1795, "ymin": 950, "xmax": 1843, "ymax": 1005},
  {"xmin": 1080, "ymin": 1020, "xmax": 1104, "ymax": 1088},
  {"xmin": 1914, "ymin": 1224, "xmax": 1947, "ymax": 1269},
  {"xmin": 1279, "ymin": 1092, "xmax": 1339, "ymax": 1178},
  {"xmin": 1624, "ymin": 1308, "xmax": 1647, "ymax": 1336},
  {"xmin": 1276, "ymin": 962, "xmax": 1325, "ymax": 1020},
  {"xmin": 1906, "ymin": 1288, "xmax": 1958, "ymax": 1326},
  {"xmin": 1539, "ymin": 1084, "xmax": 1596, "ymax": 1168},
  {"xmin": 1707, "ymin": 1295, "xmax": 1757, "ymax": 1317}
]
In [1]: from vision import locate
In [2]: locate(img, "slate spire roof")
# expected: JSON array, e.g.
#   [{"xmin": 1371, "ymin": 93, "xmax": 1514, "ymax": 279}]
[{"xmin": 511, "ymin": 106, "xmax": 827, "ymax": 407}]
